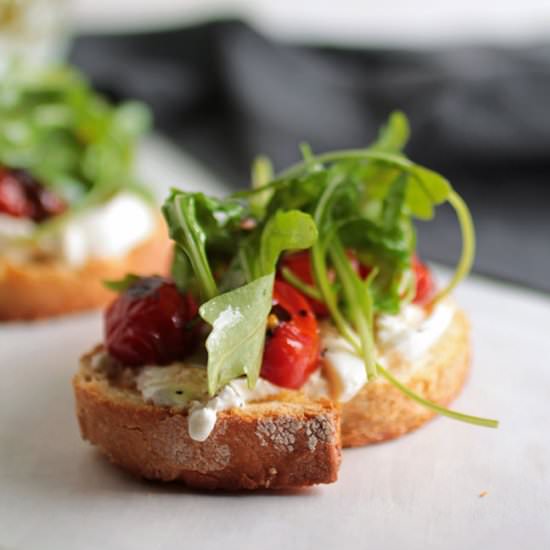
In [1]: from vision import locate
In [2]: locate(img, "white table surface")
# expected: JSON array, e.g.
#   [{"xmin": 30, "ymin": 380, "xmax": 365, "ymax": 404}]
[{"xmin": 1, "ymin": 140, "xmax": 549, "ymax": 550}]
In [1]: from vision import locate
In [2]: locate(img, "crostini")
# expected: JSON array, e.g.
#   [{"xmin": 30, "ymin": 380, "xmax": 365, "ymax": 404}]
[
  {"xmin": 73, "ymin": 112, "xmax": 497, "ymax": 490},
  {"xmin": 0, "ymin": 66, "xmax": 171, "ymax": 320}
]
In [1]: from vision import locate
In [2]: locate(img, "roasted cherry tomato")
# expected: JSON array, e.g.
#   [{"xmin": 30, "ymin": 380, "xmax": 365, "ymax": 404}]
[
  {"xmin": 412, "ymin": 255, "xmax": 435, "ymax": 305},
  {"xmin": 0, "ymin": 166, "xmax": 66, "ymax": 221},
  {"xmin": 105, "ymin": 276, "xmax": 199, "ymax": 366},
  {"xmin": 260, "ymin": 279, "xmax": 320, "ymax": 389},
  {"xmin": 280, "ymin": 250, "xmax": 370, "ymax": 316}
]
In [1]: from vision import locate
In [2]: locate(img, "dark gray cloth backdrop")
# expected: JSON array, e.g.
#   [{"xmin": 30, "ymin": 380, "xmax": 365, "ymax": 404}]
[{"xmin": 70, "ymin": 20, "xmax": 550, "ymax": 292}]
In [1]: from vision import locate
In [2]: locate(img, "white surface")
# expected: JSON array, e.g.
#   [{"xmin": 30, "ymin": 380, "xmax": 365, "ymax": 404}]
[
  {"xmin": 1, "ymin": 141, "xmax": 550, "ymax": 549},
  {"xmin": 1, "ymin": 273, "xmax": 549, "ymax": 549},
  {"xmin": 72, "ymin": 0, "xmax": 550, "ymax": 46}
]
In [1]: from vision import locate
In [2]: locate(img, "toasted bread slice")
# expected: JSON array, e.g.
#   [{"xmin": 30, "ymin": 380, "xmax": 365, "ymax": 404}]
[
  {"xmin": 341, "ymin": 308, "xmax": 471, "ymax": 447},
  {"xmin": 0, "ymin": 214, "xmax": 171, "ymax": 321},
  {"xmin": 73, "ymin": 348, "xmax": 341, "ymax": 490}
]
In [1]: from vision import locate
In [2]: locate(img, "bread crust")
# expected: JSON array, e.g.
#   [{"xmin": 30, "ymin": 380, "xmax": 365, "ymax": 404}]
[
  {"xmin": 0, "ymin": 213, "xmax": 171, "ymax": 321},
  {"xmin": 340, "ymin": 308, "xmax": 471, "ymax": 447},
  {"xmin": 73, "ymin": 350, "xmax": 341, "ymax": 490},
  {"xmin": 72, "ymin": 307, "xmax": 469, "ymax": 488}
]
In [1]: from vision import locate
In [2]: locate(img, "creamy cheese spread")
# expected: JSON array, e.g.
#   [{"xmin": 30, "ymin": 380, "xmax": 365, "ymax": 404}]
[
  {"xmin": 0, "ymin": 192, "xmax": 155, "ymax": 266},
  {"xmin": 137, "ymin": 365, "xmax": 283, "ymax": 441},
  {"xmin": 135, "ymin": 300, "xmax": 455, "ymax": 442},
  {"xmin": 376, "ymin": 300, "xmax": 455, "ymax": 362},
  {"xmin": 319, "ymin": 323, "xmax": 367, "ymax": 403}
]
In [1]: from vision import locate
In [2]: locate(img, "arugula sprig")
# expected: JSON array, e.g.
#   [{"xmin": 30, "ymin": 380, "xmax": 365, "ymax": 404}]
[
  {"xmin": 0, "ymin": 64, "xmax": 151, "ymax": 215},
  {"xmin": 164, "ymin": 190, "xmax": 318, "ymax": 394},
  {"xmin": 162, "ymin": 191, "xmax": 246, "ymax": 301},
  {"xmin": 163, "ymin": 112, "xmax": 497, "ymax": 428}
]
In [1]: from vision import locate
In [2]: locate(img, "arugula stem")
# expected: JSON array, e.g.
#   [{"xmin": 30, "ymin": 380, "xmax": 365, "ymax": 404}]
[
  {"xmin": 311, "ymin": 178, "xmax": 361, "ymax": 353},
  {"xmin": 281, "ymin": 267, "xmax": 324, "ymax": 301},
  {"xmin": 430, "ymin": 190, "xmax": 476, "ymax": 307},
  {"xmin": 312, "ymin": 242, "xmax": 361, "ymax": 354},
  {"xmin": 330, "ymin": 241, "xmax": 377, "ymax": 380},
  {"xmin": 278, "ymin": 150, "xmax": 412, "ymax": 180},
  {"xmin": 232, "ymin": 150, "xmax": 413, "ymax": 200},
  {"xmin": 378, "ymin": 365, "xmax": 499, "ymax": 428}
]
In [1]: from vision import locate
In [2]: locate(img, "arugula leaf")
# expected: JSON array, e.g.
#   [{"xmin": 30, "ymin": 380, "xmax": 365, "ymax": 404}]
[
  {"xmin": 382, "ymin": 173, "xmax": 408, "ymax": 229},
  {"xmin": 171, "ymin": 245, "xmax": 197, "ymax": 294},
  {"xmin": 0, "ymin": 64, "xmax": 150, "ymax": 210},
  {"xmin": 163, "ymin": 190, "xmax": 248, "ymax": 299},
  {"xmin": 369, "ymin": 111, "xmax": 410, "ymax": 153},
  {"xmin": 162, "ymin": 193, "xmax": 219, "ymax": 301},
  {"xmin": 103, "ymin": 274, "xmax": 141, "ymax": 292},
  {"xmin": 258, "ymin": 210, "xmax": 318, "ymax": 276},
  {"xmin": 200, "ymin": 273, "xmax": 274, "ymax": 395},
  {"xmin": 406, "ymin": 166, "xmax": 451, "ymax": 220},
  {"xmin": 197, "ymin": 210, "xmax": 317, "ymax": 395}
]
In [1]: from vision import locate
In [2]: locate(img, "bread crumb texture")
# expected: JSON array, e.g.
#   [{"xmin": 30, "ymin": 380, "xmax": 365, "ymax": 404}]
[{"xmin": 74, "ymin": 351, "xmax": 341, "ymax": 490}]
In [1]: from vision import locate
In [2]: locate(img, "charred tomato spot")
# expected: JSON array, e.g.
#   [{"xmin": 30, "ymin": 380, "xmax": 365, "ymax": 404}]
[
  {"xmin": 260, "ymin": 280, "xmax": 320, "ymax": 389},
  {"xmin": 0, "ymin": 166, "xmax": 66, "ymax": 221}
]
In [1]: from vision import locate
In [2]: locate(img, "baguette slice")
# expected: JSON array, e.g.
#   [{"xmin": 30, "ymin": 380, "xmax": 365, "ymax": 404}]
[
  {"xmin": 341, "ymin": 307, "xmax": 471, "ymax": 447},
  {"xmin": 73, "ymin": 348, "xmax": 342, "ymax": 490},
  {"xmin": 0, "ymin": 214, "xmax": 171, "ymax": 321}
]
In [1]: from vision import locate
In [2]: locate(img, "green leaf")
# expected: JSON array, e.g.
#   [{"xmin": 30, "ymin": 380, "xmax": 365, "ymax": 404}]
[
  {"xmin": 200, "ymin": 273, "xmax": 275, "ymax": 395},
  {"xmin": 369, "ymin": 111, "xmax": 410, "ymax": 153},
  {"xmin": 250, "ymin": 155, "xmax": 274, "ymax": 218},
  {"xmin": 162, "ymin": 193, "xmax": 219, "ymax": 301},
  {"xmin": 382, "ymin": 173, "xmax": 408, "ymax": 229},
  {"xmin": 406, "ymin": 166, "xmax": 451, "ymax": 220},
  {"xmin": 171, "ymin": 245, "xmax": 195, "ymax": 294},
  {"xmin": 412, "ymin": 166, "xmax": 451, "ymax": 203},
  {"xmin": 103, "ymin": 274, "xmax": 141, "ymax": 292},
  {"xmin": 0, "ymin": 64, "xmax": 151, "ymax": 211},
  {"xmin": 197, "ymin": 210, "xmax": 317, "ymax": 394},
  {"xmin": 258, "ymin": 210, "xmax": 318, "ymax": 276},
  {"xmin": 163, "ymin": 191, "xmax": 247, "ymax": 297}
]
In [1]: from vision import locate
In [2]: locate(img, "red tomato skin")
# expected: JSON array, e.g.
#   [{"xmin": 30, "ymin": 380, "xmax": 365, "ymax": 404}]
[
  {"xmin": 0, "ymin": 166, "xmax": 66, "ymax": 221},
  {"xmin": 105, "ymin": 277, "xmax": 199, "ymax": 366},
  {"xmin": 280, "ymin": 251, "xmax": 328, "ymax": 315},
  {"xmin": 281, "ymin": 250, "xmax": 369, "ymax": 317},
  {"xmin": 412, "ymin": 255, "xmax": 435, "ymax": 305},
  {"xmin": 260, "ymin": 280, "xmax": 320, "ymax": 389}
]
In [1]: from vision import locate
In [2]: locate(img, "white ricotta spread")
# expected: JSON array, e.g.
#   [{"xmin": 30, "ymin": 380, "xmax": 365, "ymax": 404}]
[
  {"xmin": 59, "ymin": 193, "xmax": 155, "ymax": 266},
  {"xmin": 320, "ymin": 323, "xmax": 367, "ymax": 403},
  {"xmin": 136, "ymin": 363, "xmax": 208, "ymax": 407},
  {"xmin": 319, "ymin": 300, "xmax": 456, "ymax": 403},
  {"xmin": 0, "ymin": 192, "xmax": 155, "ymax": 266},
  {"xmin": 187, "ymin": 378, "xmax": 284, "ymax": 442},
  {"xmin": 188, "ymin": 384, "xmax": 246, "ymax": 442},
  {"xmin": 136, "ymin": 364, "xmax": 283, "ymax": 442},
  {"xmin": 376, "ymin": 300, "xmax": 455, "ymax": 362},
  {"xmin": 135, "ymin": 300, "xmax": 455, "ymax": 442}
]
